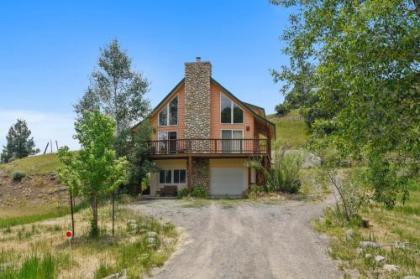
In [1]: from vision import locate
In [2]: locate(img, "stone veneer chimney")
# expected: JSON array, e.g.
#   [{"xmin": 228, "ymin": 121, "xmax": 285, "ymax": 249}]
[{"xmin": 184, "ymin": 58, "xmax": 212, "ymax": 139}]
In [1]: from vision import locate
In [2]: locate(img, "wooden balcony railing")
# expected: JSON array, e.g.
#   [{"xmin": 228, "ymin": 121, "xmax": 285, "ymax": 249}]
[{"xmin": 147, "ymin": 138, "xmax": 271, "ymax": 156}]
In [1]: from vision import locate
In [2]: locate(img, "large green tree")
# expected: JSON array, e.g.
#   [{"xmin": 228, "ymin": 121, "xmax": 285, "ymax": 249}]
[
  {"xmin": 273, "ymin": 0, "xmax": 419, "ymax": 207},
  {"xmin": 1, "ymin": 119, "xmax": 39, "ymax": 163},
  {"xmin": 58, "ymin": 112, "xmax": 128, "ymax": 237},
  {"xmin": 75, "ymin": 39, "xmax": 150, "ymax": 156}
]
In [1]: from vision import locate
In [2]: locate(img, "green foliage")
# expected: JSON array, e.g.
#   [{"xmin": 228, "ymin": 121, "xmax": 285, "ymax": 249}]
[
  {"xmin": 190, "ymin": 186, "xmax": 208, "ymax": 198},
  {"xmin": 58, "ymin": 111, "xmax": 128, "ymax": 237},
  {"xmin": 177, "ymin": 188, "xmax": 190, "ymax": 199},
  {"xmin": 274, "ymin": 103, "xmax": 289, "ymax": 116},
  {"xmin": 368, "ymin": 154, "xmax": 409, "ymax": 209},
  {"xmin": 0, "ymin": 254, "xmax": 56, "ymax": 279},
  {"xmin": 273, "ymin": 0, "xmax": 420, "ymax": 207},
  {"xmin": 267, "ymin": 149, "xmax": 303, "ymax": 193},
  {"xmin": 126, "ymin": 120, "xmax": 154, "ymax": 195},
  {"xmin": 74, "ymin": 39, "xmax": 150, "ymax": 157},
  {"xmin": 1, "ymin": 119, "xmax": 39, "ymax": 163},
  {"xmin": 11, "ymin": 171, "xmax": 25, "ymax": 182}
]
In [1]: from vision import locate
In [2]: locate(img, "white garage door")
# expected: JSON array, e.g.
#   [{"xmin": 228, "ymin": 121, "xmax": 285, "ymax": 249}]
[{"xmin": 210, "ymin": 168, "xmax": 247, "ymax": 197}]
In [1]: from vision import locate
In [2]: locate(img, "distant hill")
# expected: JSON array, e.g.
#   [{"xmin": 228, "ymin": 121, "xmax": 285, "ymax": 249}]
[{"xmin": 268, "ymin": 110, "xmax": 309, "ymax": 148}]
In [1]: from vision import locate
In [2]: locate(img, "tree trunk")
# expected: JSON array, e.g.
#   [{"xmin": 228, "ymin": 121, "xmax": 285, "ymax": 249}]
[
  {"xmin": 69, "ymin": 189, "xmax": 75, "ymax": 238},
  {"xmin": 90, "ymin": 193, "xmax": 99, "ymax": 237}
]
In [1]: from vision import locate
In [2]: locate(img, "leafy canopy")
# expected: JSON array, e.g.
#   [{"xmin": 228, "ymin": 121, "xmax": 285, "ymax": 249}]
[
  {"xmin": 58, "ymin": 112, "xmax": 128, "ymax": 236},
  {"xmin": 75, "ymin": 40, "xmax": 150, "ymax": 138},
  {"xmin": 272, "ymin": 0, "xmax": 420, "ymax": 207}
]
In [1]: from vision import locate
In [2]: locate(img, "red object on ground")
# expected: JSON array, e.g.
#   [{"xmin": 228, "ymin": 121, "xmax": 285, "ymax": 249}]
[{"xmin": 66, "ymin": 231, "xmax": 73, "ymax": 238}]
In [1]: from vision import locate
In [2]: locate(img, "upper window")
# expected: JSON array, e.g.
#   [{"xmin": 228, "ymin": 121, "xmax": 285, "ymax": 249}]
[
  {"xmin": 159, "ymin": 97, "xmax": 178, "ymax": 126},
  {"xmin": 220, "ymin": 94, "xmax": 243, "ymax": 124}
]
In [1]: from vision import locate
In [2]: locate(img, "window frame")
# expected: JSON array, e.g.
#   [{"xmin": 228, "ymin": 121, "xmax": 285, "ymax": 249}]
[
  {"xmin": 159, "ymin": 169, "xmax": 187, "ymax": 185},
  {"xmin": 158, "ymin": 96, "xmax": 178, "ymax": 126},
  {"xmin": 220, "ymin": 93, "xmax": 244, "ymax": 124},
  {"xmin": 173, "ymin": 169, "xmax": 186, "ymax": 184},
  {"xmin": 159, "ymin": 170, "xmax": 172, "ymax": 184}
]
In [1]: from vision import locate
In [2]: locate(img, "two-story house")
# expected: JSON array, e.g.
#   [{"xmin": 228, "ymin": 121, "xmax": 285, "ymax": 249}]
[{"xmin": 135, "ymin": 58, "xmax": 275, "ymax": 197}]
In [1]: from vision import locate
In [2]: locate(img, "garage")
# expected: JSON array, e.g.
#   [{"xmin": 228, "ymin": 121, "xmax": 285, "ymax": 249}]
[{"xmin": 210, "ymin": 167, "xmax": 247, "ymax": 197}]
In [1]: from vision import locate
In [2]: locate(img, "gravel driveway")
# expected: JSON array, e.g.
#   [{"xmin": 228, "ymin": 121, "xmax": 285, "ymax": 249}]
[{"xmin": 129, "ymin": 199, "xmax": 341, "ymax": 279}]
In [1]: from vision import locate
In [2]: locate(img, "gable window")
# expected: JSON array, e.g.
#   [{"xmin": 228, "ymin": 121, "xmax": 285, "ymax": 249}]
[
  {"xmin": 159, "ymin": 96, "xmax": 178, "ymax": 126},
  {"xmin": 220, "ymin": 94, "xmax": 243, "ymax": 124}
]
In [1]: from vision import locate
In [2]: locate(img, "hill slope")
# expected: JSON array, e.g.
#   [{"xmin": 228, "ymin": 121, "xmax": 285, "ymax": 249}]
[
  {"xmin": 0, "ymin": 153, "xmax": 60, "ymax": 175},
  {"xmin": 268, "ymin": 110, "xmax": 309, "ymax": 148}
]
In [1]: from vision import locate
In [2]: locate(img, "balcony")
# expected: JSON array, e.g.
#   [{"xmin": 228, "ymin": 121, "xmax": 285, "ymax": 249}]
[{"xmin": 147, "ymin": 138, "xmax": 271, "ymax": 157}]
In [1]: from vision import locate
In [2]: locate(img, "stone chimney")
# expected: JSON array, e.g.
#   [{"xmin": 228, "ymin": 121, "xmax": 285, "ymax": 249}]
[{"xmin": 184, "ymin": 58, "xmax": 212, "ymax": 139}]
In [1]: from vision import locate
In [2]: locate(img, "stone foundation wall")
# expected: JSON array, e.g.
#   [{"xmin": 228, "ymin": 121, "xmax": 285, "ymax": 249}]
[{"xmin": 191, "ymin": 157, "xmax": 210, "ymax": 191}]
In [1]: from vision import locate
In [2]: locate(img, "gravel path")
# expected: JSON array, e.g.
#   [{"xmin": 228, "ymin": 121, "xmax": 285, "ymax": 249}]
[{"xmin": 129, "ymin": 199, "xmax": 341, "ymax": 279}]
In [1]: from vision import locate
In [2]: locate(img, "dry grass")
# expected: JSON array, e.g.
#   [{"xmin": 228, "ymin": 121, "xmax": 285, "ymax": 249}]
[
  {"xmin": 314, "ymin": 180, "xmax": 420, "ymax": 278},
  {"xmin": 0, "ymin": 204, "xmax": 178, "ymax": 279}
]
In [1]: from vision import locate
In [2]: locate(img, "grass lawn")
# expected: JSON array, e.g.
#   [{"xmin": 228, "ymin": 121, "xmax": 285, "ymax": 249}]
[
  {"xmin": 268, "ymin": 110, "xmax": 309, "ymax": 148},
  {"xmin": 314, "ymin": 179, "xmax": 420, "ymax": 278},
  {"xmin": 0, "ymin": 153, "xmax": 61, "ymax": 175},
  {"xmin": 0, "ymin": 205, "xmax": 178, "ymax": 279}
]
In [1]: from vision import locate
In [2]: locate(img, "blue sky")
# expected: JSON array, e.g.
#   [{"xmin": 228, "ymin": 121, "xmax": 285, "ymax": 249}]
[{"xmin": 0, "ymin": 0, "xmax": 291, "ymax": 150}]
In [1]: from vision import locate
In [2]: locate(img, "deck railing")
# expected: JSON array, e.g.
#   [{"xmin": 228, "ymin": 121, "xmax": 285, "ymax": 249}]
[{"xmin": 147, "ymin": 138, "xmax": 270, "ymax": 156}]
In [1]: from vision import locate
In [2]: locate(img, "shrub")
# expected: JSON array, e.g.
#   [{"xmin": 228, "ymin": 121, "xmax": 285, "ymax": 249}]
[
  {"xmin": 190, "ymin": 186, "xmax": 207, "ymax": 198},
  {"xmin": 12, "ymin": 171, "xmax": 26, "ymax": 182},
  {"xmin": 177, "ymin": 188, "xmax": 190, "ymax": 199},
  {"xmin": 267, "ymin": 149, "xmax": 303, "ymax": 193}
]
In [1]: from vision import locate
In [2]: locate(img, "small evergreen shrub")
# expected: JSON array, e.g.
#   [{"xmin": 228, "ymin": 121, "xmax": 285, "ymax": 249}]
[
  {"xmin": 12, "ymin": 171, "xmax": 26, "ymax": 182},
  {"xmin": 190, "ymin": 186, "xmax": 207, "ymax": 198}
]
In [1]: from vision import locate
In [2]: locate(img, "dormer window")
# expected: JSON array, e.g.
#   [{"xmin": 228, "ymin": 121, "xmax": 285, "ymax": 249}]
[
  {"xmin": 221, "ymin": 94, "xmax": 243, "ymax": 124},
  {"xmin": 159, "ymin": 97, "xmax": 178, "ymax": 126}
]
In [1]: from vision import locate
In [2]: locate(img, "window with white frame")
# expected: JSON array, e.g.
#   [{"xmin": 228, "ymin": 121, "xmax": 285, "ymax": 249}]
[
  {"xmin": 159, "ymin": 96, "xmax": 178, "ymax": 126},
  {"xmin": 159, "ymin": 169, "xmax": 186, "ymax": 184},
  {"xmin": 220, "ymin": 94, "xmax": 243, "ymax": 124}
]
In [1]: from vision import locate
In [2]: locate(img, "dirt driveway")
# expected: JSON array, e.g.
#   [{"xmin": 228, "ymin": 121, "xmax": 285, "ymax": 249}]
[{"xmin": 129, "ymin": 199, "xmax": 341, "ymax": 279}]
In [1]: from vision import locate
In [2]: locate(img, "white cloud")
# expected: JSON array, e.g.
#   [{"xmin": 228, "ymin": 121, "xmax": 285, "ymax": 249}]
[{"xmin": 0, "ymin": 109, "xmax": 79, "ymax": 152}]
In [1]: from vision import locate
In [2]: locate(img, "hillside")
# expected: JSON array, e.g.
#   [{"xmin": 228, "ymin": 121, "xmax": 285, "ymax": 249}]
[
  {"xmin": 268, "ymin": 110, "xmax": 309, "ymax": 148},
  {"xmin": 0, "ymin": 154, "xmax": 67, "ymax": 220},
  {"xmin": 0, "ymin": 153, "xmax": 61, "ymax": 175}
]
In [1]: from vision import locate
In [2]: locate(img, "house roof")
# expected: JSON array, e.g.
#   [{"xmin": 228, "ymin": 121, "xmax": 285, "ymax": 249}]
[{"xmin": 131, "ymin": 78, "xmax": 276, "ymax": 137}]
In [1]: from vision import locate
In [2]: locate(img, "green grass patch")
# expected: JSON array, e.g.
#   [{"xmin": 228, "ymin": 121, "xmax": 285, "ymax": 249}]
[
  {"xmin": 268, "ymin": 110, "xmax": 309, "ymax": 148},
  {"xmin": 0, "ymin": 154, "xmax": 61, "ymax": 175},
  {"xmin": 0, "ymin": 202, "xmax": 86, "ymax": 229}
]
